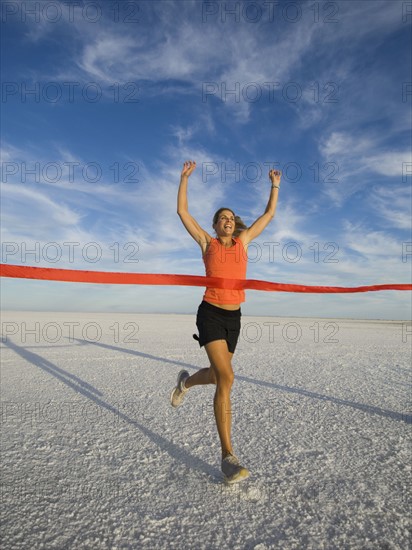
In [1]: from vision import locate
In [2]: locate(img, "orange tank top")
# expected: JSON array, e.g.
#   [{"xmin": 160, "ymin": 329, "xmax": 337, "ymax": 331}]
[{"xmin": 203, "ymin": 237, "xmax": 247, "ymax": 305}]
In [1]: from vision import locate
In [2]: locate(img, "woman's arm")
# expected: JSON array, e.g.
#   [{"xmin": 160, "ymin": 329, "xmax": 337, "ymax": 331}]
[
  {"xmin": 239, "ymin": 169, "xmax": 282, "ymax": 246},
  {"xmin": 177, "ymin": 161, "xmax": 211, "ymax": 251}
]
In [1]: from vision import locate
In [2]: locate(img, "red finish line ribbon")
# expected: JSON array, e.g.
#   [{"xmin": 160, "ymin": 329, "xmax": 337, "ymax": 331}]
[{"xmin": 1, "ymin": 264, "xmax": 411, "ymax": 294}]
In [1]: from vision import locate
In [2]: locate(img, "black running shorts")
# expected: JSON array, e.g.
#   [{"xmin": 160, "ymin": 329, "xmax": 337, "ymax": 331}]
[{"xmin": 195, "ymin": 300, "xmax": 241, "ymax": 354}]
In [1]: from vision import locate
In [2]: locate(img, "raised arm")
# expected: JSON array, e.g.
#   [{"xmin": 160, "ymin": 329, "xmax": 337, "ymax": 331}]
[
  {"xmin": 239, "ymin": 169, "xmax": 282, "ymax": 246},
  {"xmin": 177, "ymin": 160, "xmax": 211, "ymax": 252}
]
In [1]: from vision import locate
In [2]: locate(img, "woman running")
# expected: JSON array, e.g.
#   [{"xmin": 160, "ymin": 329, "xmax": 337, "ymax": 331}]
[{"xmin": 171, "ymin": 160, "xmax": 282, "ymax": 483}]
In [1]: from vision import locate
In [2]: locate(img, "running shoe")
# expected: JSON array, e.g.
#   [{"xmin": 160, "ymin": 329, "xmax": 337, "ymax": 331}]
[
  {"xmin": 221, "ymin": 453, "xmax": 250, "ymax": 484},
  {"xmin": 170, "ymin": 370, "xmax": 190, "ymax": 408}
]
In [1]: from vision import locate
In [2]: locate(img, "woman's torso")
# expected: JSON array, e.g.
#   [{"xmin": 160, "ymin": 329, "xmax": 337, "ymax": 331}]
[{"xmin": 202, "ymin": 237, "xmax": 248, "ymax": 310}]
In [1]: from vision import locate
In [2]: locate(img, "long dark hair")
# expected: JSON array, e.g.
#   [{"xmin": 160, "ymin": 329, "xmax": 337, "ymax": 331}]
[{"xmin": 212, "ymin": 207, "xmax": 247, "ymax": 237}]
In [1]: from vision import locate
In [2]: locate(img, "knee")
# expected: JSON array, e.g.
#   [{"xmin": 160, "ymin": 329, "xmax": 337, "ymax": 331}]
[{"xmin": 215, "ymin": 368, "xmax": 234, "ymax": 389}]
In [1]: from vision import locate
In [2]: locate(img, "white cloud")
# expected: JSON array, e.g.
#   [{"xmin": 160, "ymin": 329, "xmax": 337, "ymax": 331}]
[
  {"xmin": 342, "ymin": 221, "xmax": 404, "ymax": 258},
  {"xmin": 318, "ymin": 132, "xmax": 412, "ymax": 207},
  {"xmin": 320, "ymin": 132, "xmax": 374, "ymax": 159},
  {"xmin": 371, "ymin": 185, "xmax": 412, "ymax": 230},
  {"xmin": 1, "ymin": 183, "xmax": 82, "ymax": 233},
  {"xmin": 362, "ymin": 152, "xmax": 412, "ymax": 178},
  {"xmin": 41, "ymin": 2, "xmax": 322, "ymax": 123},
  {"xmin": 0, "ymin": 140, "xmax": 230, "ymax": 271}
]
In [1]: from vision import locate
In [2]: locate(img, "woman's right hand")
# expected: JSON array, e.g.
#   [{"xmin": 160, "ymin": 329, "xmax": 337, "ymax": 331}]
[{"xmin": 181, "ymin": 160, "xmax": 196, "ymax": 177}]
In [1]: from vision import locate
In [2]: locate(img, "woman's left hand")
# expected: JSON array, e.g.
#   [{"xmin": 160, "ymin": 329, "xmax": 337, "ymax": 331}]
[{"xmin": 269, "ymin": 169, "xmax": 281, "ymax": 186}]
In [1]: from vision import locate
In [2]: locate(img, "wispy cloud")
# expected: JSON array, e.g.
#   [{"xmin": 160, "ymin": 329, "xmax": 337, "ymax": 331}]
[
  {"xmin": 371, "ymin": 185, "xmax": 412, "ymax": 230},
  {"xmin": 318, "ymin": 131, "xmax": 411, "ymax": 206}
]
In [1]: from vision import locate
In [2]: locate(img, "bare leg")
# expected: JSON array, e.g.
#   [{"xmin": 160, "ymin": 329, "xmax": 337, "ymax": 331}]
[
  {"xmin": 185, "ymin": 366, "xmax": 216, "ymax": 388},
  {"xmin": 203, "ymin": 340, "xmax": 235, "ymax": 459}
]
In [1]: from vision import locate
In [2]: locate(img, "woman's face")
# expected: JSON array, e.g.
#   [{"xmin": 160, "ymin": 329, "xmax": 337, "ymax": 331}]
[{"xmin": 214, "ymin": 209, "xmax": 235, "ymax": 236}]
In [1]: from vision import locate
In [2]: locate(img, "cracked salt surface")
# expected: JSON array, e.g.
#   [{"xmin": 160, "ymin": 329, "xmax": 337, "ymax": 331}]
[{"xmin": 1, "ymin": 312, "xmax": 410, "ymax": 549}]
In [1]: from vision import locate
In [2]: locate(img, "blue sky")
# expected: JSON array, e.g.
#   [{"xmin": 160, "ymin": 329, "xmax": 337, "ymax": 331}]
[{"xmin": 1, "ymin": 0, "xmax": 411, "ymax": 319}]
